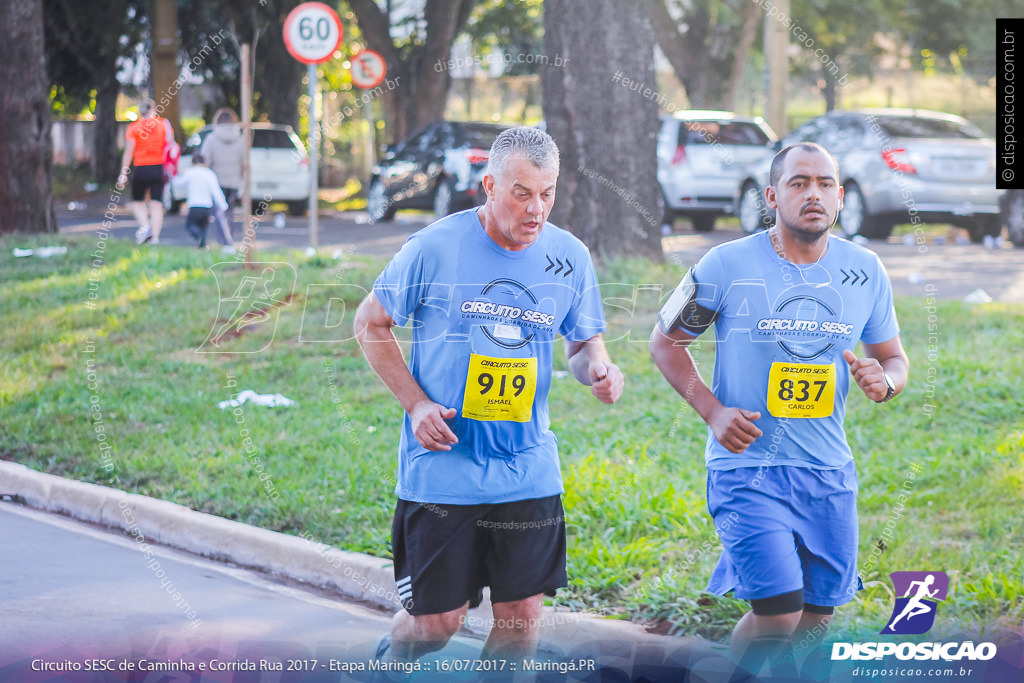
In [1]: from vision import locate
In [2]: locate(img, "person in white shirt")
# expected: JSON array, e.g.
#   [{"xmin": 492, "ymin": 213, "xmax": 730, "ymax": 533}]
[{"xmin": 181, "ymin": 153, "xmax": 229, "ymax": 250}]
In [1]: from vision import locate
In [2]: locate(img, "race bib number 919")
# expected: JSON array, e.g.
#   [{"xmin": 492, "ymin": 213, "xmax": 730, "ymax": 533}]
[
  {"xmin": 462, "ymin": 354, "xmax": 538, "ymax": 422},
  {"xmin": 766, "ymin": 362, "xmax": 836, "ymax": 418}
]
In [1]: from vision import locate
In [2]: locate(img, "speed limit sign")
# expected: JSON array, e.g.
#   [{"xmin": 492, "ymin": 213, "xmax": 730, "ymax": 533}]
[
  {"xmin": 351, "ymin": 50, "xmax": 387, "ymax": 89},
  {"xmin": 283, "ymin": 2, "xmax": 343, "ymax": 65}
]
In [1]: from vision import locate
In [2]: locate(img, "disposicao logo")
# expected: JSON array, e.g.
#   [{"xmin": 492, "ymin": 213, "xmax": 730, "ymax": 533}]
[
  {"xmin": 831, "ymin": 570, "xmax": 997, "ymax": 663},
  {"xmin": 881, "ymin": 571, "xmax": 949, "ymax": 635}
]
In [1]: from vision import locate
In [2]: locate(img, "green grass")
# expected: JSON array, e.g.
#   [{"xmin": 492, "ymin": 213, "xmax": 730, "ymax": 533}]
[{"xmin": 2, "ymin": 235, "xmax": 1021, "ymax": 645}]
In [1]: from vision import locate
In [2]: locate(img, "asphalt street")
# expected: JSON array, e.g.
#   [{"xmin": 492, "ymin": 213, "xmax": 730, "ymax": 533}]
[
  {"xmin": 0, "ymin": 502, "xmax": 488, "ymax": 682},
  {"xmin": 54, "ymin": 202, "xmax": 1024, "ymax": 303}
]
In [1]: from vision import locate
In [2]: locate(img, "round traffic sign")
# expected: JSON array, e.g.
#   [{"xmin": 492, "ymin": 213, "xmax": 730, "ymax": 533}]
[
  {"xmin": 350, "ymin": 49, "xmax": 387, "ymax": 89},
  {"xmin": 283, "ymin": 2, "xmax": 343, "ymax": 65}
]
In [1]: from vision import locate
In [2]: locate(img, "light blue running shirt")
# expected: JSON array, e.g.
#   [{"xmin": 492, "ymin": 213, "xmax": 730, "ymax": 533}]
[
  {"xmin": 374, "ymin": 209, "xmax": 606, "ymax": 504},
  {"xmin": 661, "ymin": 231, "xmax": 899, "ymax": 470}
]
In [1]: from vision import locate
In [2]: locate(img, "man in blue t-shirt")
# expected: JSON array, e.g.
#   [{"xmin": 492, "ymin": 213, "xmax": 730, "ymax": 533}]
[
  {"xmin": 354, "ymin": 127, "xmax": 624, "ymax": 665},
  {"xmin": 650, "ymin": 142, "xmax": 909, "ymax": 674}
]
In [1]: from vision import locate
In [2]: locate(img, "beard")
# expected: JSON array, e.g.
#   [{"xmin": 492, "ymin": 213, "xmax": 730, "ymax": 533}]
[{"xmin": 779, "ymin": 204, "xmax": 835, "ymax": 243}]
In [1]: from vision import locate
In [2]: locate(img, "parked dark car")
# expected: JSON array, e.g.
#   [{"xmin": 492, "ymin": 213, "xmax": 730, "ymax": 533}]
[
  {"xmin": 736, "ymin": 109, "xmax": 1001, "ymax": 241},
  {"xmin": 366, "ymin": 121, "xmax": 509, "ymax": 222}
]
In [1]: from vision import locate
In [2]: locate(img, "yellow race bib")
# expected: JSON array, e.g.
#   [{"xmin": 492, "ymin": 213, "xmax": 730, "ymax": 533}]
[
  {"xmin": 766, "ymin": 362, "xmax": 836, "ymax": 418},
  {"xmin": 462, "ymin": 354, "xmax": 538, "ymax": 422}
]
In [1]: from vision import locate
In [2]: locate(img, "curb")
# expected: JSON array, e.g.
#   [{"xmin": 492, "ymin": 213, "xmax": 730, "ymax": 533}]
[{"xmin": 0, "ymin": 461, "xmax": 709, "ymax": 656}]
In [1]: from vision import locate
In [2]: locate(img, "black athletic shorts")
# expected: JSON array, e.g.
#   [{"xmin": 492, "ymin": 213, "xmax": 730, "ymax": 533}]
[
  {"xmin": 131, "ymin": 164, "xmax": 165, "ymax": 202},
  {"xmin": 392, "ymin": 495, "xmax": 567, "ymax": 616}
]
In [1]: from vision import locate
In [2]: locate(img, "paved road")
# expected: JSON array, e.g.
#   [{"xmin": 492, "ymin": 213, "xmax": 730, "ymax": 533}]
[
  {"xmin": 662, "ymin": 230, "xmax": 1024, "ymax": 304},
  {"xmin": 0, "ymin": 503, "xmax": 483, "ymax": 681},
  {"xmin": 56, "ymin": 204, "xmax": 1023, "ymax": 303},
  {"xmin": 57, "ymin": 203, "xmax": 431, "ymax": 259}
]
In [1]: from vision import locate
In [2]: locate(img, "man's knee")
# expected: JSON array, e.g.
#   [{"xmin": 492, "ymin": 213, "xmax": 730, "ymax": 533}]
[
  {"xmin": 491, "ymin": 594, "xmax": 543, "ymax": 634},
  {"xmin": 407, "ymin": 607, "xmax": 465, "ymax": 642}
]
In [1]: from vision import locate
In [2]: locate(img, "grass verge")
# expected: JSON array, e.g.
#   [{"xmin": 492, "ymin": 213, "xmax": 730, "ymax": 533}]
[{"xmin": 2, "ymin": 235, "xmax": 1021, "ymax": 644}]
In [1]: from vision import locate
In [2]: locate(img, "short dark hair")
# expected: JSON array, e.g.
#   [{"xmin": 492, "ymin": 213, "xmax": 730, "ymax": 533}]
[
  {"xmin": 192, "ymin": 152, "xmax": 205, "ymax": 165},
  {"xmin": 769, "ymin": 142, "xmax": 839, "ymax": 187}
]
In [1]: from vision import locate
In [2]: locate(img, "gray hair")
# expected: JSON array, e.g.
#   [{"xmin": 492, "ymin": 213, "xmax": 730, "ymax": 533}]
[{"xmin": 486, "ymin": 126, "xmax": 560, "ymax": 179}]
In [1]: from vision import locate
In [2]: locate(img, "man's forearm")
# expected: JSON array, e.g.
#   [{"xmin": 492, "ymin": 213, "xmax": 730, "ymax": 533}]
[
  {"xmin": 879, "ymin": 356, "xmax": 909, "ymax": 395},
  {"xmin": 567, "ymin": 336, "xmax": 610, "ymax": 386},
  {"xmin": 356, "ymin": 325, "xmax": 430, "ymax": 414},
  {"xmin": 651, "ymin": 339, "xmax": 721, "ymax": 425}
]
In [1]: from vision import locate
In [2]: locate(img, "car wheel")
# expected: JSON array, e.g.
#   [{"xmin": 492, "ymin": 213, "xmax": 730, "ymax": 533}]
[
  {"xmin": 966, "ymin": 216, "xmax": 1001, "ymax": 244},
  {"xmin": 840, "ymin": 183, "xmax": 894, "ymax": 240},
  {"xmin": 738, "ymin": 182, "xmax": 771, "ymax": 234},
  {"xmin": 367, "ymin": 179, "xmax": 395, "ymax": 223},
  {"xmin": 1004, "ymin": 190, "xmax": 1024, "ymax": 247},
  {"xmin": 433, "ymin": 178, "xmax": 455, "ymax": 219},
  {"xmin": 288, "ymin": 200, "xmax": 307, "ymax": 217},
  {"xmin": 691, "ymin": 214, "xmax": 716, "ymax": 233}
]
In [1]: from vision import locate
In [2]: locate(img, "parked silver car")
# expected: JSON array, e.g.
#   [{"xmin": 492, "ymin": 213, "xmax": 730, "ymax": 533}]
[
  {"xmin": 736, "ymin": 109, "xmax": 1000, "ymax": 241},
  {"xmin": 658, "ymin": 110, "xmax": 777, "ymax": 232}
]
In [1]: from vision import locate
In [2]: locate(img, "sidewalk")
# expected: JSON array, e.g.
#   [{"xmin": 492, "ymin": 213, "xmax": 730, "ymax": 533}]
[{"xmin": 0, "ymin": 460, "xmax": 746, "ymax": 681}]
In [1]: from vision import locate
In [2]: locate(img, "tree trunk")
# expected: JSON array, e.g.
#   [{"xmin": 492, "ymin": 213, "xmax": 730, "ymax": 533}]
[
  {"xmin": 542, "ymin": 0, "xmax": 662, "ymax": 260},
  {"xmin": 150, "ymin": 0, "xmax": 181, "ymax": 141},
  {"xmin": 93, "ymin": 65, "xmax": 121, "ymax": 183},
  {"xmin": 256, "ymin": 20, "xmax": 304, "ymax": 130},
  {"xmin": 721, "ymin": 0, "xmax": 762, "ymax": 111},
  {"xmin": 647, "ymin": 0, "xmax": 711, "ymax": 108},
  {"xmin": 823, "ymin": 72, "xmax": 838, "ymax": 112},
  {"xmin": 0, "ymin": 0, "xmax": 56, "ymax": 234}
]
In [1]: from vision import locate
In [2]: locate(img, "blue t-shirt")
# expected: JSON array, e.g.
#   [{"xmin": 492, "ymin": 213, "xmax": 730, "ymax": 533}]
[
  {"xmin": 373, "ymin": 209, "xmax": 607, "ymax": 504},
  {"xmin": 663, "ymin": 231, "xmax": 899, "ymax": 470}
]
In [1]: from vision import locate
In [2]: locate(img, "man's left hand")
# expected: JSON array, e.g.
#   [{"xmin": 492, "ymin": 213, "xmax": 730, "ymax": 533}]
[
  {"xmin": 843, "ymin": 349, "xmax": 888, "ymax": 402},
  {"xmin": 589, "ymin": 360, "xmax": 624, "ymax": 404}
]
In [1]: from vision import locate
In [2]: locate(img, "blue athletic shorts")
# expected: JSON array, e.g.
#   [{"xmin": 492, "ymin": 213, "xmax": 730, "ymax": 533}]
[{"xmin": 705, "ymin": 460, "xmax": 863, "ymax": 606}]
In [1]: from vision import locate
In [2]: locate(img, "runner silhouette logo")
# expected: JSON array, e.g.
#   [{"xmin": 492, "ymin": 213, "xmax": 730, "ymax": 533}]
[{"xmin": 881, "ymin": 571, "xmax": 950, "ymax": 635}]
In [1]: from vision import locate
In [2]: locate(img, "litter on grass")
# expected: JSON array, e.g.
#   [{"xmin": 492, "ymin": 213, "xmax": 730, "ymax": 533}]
[
  {"xmin": 13, "ymin": 247, "xmax": 68, "ymax": 258},
  {"xmin": 218, "ymin": 390, "xmax": 296, "ymax": 409}
]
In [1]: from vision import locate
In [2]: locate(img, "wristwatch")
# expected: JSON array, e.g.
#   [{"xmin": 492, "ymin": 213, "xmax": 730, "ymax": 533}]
[{"xmin": 876, "ymin": 373, "xmax": 896, "ymax": 403}]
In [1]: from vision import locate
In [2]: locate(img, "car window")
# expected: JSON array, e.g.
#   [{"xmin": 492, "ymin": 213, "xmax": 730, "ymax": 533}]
[
  {"xmin": 679, "ymin": 121, "xmax": 772, "ymax": 146},
  {"xmin": 877, "ymin": 116, "xmax": 986, "ymax": 139},
  {"xmin": 252, "ymin": 129, "xmax": 299, "ymax": 149},
  {"xmin": 783, "ymin": 119, "xmax": 827, "ymax": 146},
  {"xmin": 460, "ymin": 125, "xmax": 505, "ymax": 149},
  {"xmin": 819, "ymin": 117, "xmax": 866, "ymax": 151}
]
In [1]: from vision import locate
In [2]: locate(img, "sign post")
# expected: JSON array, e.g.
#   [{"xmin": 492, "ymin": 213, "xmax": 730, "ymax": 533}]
[{"xmin": 283, "ymin": 2, "xmax": 342, "ymax": 251}]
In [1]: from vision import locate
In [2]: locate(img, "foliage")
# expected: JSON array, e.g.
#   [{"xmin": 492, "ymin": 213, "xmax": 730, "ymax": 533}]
[
  {"xmin": 464, "ymin": 0, "xmax": 544, "ymax": 77},
  {"xmin": 903, "ymin": 0, "xmax": 1024, "ymax": 80},
  {"xmin": 43, "ymin": 0, "xmax": 148, "ymax": 117}
]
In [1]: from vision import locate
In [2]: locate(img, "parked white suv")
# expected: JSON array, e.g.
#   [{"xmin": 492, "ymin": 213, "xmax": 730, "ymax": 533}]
[
  {"xmin": 166, "ymin": 123, "xmax": 310, "ymax": 215},
  {"xmin": 658, "ymin": 110, "xmax": 777, "ymax": 232}
]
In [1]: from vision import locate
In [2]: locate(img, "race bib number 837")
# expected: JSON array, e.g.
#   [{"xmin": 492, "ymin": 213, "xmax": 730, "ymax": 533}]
[
  {"xmin": 766, "ymin": 362, "xmax": 836, "ymax": 418},
  {"xmin": 462, "ymin": 354, "xmax": 538, "ymax": 422}
]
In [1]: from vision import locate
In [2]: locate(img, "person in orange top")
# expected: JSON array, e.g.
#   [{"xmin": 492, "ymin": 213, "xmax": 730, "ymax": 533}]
[{"xmin": 118, "ymin": 98, "xmax": 174, "ymax": 244}]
